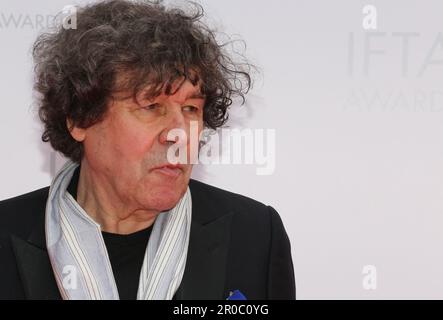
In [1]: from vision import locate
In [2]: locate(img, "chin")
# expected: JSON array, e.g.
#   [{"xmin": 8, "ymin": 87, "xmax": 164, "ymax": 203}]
[
  {"xmin": 148, "ymin": 194, "xmax": 183, "ymax": 212},
  {"xmin": 141, "ymin": 183, "xmax": 188, "ymax": 212},
  {"xmin": 136, "ymin": 172, "xmax": 190, "ymax": 209}
]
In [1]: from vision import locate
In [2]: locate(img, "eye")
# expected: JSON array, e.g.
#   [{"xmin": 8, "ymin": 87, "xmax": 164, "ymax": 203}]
[
  {"xmin": 143, "ymin": 103, "xmax": 160, "ymax": 111},
  {"xmin": 183, "ymin": 105, "xmax": 200, "ymax": 113}
]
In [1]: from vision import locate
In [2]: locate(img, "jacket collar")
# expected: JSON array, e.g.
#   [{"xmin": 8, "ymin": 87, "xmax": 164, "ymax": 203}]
[{"xmin": 11, "ymin": 178, "xmax": 233, "ymax": 300}]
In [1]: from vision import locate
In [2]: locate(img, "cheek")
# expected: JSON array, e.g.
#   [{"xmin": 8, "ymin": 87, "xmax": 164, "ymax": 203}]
[
  {"xmin": 117, "ymin": 129, "xmax": 152, "ymax": 159},
  {"xmin": 86, "ymin": 115, "xmax": 159, "ymax": 164}
]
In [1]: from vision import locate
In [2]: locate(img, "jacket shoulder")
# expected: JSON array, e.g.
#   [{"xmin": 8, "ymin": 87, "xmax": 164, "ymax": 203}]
[
  {"xmin": 189, "ymin": 179, "xmax": 269, "ymax": 208},
  {"xmin": 0, "ymin": 187, "xmax": 49, "ymax": 237},
  {"xmin": 188, "ymin": 179, "xmax": 273, "ymax": 223}
]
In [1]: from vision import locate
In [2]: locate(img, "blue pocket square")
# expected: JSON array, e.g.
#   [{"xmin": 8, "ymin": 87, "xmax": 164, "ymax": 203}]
[{"xmin": 226, "ymin": 290, "xmax": 247, "ymax": 300}]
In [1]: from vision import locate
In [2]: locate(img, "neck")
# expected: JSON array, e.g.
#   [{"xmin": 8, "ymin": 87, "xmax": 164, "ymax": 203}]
[{"xmin": 75, "ymin": 161, "xmax": 158, "ymax": 235}]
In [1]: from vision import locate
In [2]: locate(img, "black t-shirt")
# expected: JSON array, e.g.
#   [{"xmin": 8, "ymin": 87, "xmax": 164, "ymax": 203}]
[
  {"xmin": 102, "ymin": 226, "xmax": 152, "ymax": 300},
  {"xmin": 67, "ymin": 166, "xmax": 152, "ymax": 300}
]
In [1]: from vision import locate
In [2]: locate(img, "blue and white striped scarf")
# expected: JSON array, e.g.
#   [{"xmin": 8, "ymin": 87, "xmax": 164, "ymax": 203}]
[{"xmin": 45, "ymin": 161, "xmax": 192, "ymax": 300}]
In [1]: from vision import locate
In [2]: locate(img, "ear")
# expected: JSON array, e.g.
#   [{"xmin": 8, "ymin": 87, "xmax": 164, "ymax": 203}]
[{"xmin": 66, "ymin": 118, "xmax": 86, "ymax": 142}]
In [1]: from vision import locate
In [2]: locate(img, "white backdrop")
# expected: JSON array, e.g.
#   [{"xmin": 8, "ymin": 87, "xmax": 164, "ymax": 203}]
[{"xmin": 1, "ymin": 0, "xmax": 443, "ymax": 299}]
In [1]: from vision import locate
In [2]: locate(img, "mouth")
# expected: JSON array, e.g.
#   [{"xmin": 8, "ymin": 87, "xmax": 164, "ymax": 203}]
[{"xmin": 152, "ymin": 164, "xmax": 184, "ymax": 178}]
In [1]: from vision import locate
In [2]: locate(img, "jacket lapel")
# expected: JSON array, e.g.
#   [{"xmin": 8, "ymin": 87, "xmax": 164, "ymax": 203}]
[
  {"xmin": 10, "ymin": 219, "xmax": 61, "ymax": 300},
  {"xmin": 175, "ymin": 212, "xmax": 234, "ymax": 300},
  {"xmin": 175, "ymin": 180, "xmax": 234, "ymax": 300}
]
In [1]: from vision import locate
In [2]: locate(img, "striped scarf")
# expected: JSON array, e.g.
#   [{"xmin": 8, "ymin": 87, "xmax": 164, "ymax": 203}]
[{"xmin": 45, "ymin": 161, "xmax": 192, "ymax": 300}]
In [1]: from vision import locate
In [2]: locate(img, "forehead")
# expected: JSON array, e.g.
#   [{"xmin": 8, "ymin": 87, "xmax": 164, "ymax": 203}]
[
  {"xmin": 113, "ymin": 71, "xmax": 205, "ymax": 102},
  {"xmin": 115, "ymin": 65, "xmax": 203, "ymax": 89}
]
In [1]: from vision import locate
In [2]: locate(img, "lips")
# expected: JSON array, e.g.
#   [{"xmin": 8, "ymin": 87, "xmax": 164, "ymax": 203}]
[{"xmin": 152, "ymin": 164, "xmax": 184, "ymax": 178}]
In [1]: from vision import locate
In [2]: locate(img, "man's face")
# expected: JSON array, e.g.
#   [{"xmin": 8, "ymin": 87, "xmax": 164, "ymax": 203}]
[{"xmin": 79, "ymin": 79, "xmax": 205, "ymax": 212}]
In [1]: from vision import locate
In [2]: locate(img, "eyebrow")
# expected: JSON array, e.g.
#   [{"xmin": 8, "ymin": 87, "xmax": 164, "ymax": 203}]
[
  {"xmin": 138, "ymin": 90, "xmax": 206, "ymax": 102},
  {"xmin": 188, "ymin": 92, "xmax": 206, "ymax": 100}
]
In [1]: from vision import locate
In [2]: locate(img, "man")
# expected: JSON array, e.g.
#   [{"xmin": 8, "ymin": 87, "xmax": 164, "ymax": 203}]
[{"xmin": 0, "ymin": 0, "xmax": 295, "ymax": 300}]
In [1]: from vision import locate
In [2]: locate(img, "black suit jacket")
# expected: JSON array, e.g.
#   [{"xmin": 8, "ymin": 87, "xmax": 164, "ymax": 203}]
[{"xmin": 0, "ymin": 178, "xmax": 295, "ymax": 300}]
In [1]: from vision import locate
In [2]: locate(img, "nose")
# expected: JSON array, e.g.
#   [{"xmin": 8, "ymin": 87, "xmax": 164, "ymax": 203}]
[{"xmin": 159, "ymin": 107, "xmax": 188, "ymax": 146}]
